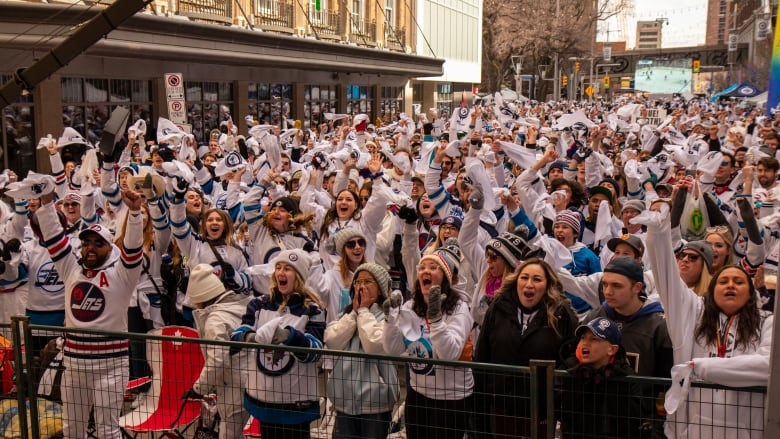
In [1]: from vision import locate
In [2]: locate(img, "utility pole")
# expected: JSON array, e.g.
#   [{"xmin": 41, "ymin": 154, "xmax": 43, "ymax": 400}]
[{"xmin": 553, "ymin": 0, "xmax": 560, "ymax": 101}]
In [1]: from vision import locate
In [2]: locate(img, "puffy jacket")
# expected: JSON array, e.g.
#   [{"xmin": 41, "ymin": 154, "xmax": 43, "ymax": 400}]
[{"xmin": 325, "ymin": 303, "xmax": 399, "ymax": 415}]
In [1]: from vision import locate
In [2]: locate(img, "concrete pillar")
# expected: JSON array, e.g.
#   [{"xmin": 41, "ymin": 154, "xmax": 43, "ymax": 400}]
[{"xmin": 34, "ymin": 75, "xmax": 63, "ymax": 174}]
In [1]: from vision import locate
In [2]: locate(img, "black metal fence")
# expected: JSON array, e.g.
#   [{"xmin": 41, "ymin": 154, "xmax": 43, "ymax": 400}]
[{"xmin": 0, "ymin": 318, "xmax": 768, "ymax": 439}]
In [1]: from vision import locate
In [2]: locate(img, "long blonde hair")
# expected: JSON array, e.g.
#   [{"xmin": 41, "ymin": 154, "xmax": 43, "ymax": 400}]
[
  {"xmin": 270, "ymin": 270, "xmax": 324, "ymax": 309},
  {"xmin": 114, "ymin": 204, "xmax": 154, "ymax": 252},
  {"xmin": 691, "ymin": 268, "xmax": 713, "ymax": 297}
]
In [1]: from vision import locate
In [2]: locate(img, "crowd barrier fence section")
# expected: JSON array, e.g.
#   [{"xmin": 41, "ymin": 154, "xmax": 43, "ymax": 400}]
[{"xmin": 0, "ymin": 318, "xmax": 769, "ymax": 439}]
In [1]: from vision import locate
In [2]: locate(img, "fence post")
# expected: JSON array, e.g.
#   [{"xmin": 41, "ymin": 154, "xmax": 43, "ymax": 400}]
[
  {"xmin": 766, "ymin": 284, "xmax": 780, "ymax": 435},
  {"xmin": 11, "ymin": 315, "xmax": 41, "ymax": 439},
  {"xmin": 529, "ymin": 359, "xmax": 555, "ymax": 439}
]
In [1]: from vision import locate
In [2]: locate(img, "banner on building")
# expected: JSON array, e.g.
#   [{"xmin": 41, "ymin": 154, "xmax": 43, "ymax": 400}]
[
  {"xmin": 768, "ymin": 6, "xmax": 780, "ymax": 115},
  {"xmin": 756, "ymin": 17, "xmax": 770, "ymax": 41}
]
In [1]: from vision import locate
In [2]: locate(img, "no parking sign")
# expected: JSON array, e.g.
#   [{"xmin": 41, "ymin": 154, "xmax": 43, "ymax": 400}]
[{"xmin": 164, "ymin": 73, "xmax": 186, "ymax": 124}]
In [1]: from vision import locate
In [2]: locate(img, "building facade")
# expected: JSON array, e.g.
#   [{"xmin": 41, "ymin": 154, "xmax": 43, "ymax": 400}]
[
  {"xmin": 0, "ymin": 0, "xmax": 448, "ymax": 175},
  {"xmin": 635, "ymin": 20, "xmax": 663, "ymax": 50}
]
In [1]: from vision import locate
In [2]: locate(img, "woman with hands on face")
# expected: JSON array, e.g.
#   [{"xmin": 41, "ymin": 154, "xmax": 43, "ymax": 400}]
[{"xmin": 324, "ymin": 263, "xmax": 400, "ymax": 439}]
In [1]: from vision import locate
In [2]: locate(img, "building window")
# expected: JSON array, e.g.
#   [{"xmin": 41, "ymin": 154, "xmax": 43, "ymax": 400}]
[
  {"xmin": 437, "ymin": 83, "xmax": 453, "ymax": 116},
  {"xmin": 248, "ymin": 83, "xmax": 292, "ymax": 127},
  {"xmin": 185, "ymin": 81, "xmax": 233, "ymax": 145},
  {"xmin": 61, "ymin": 77, "xmax": 152, "ymax": 161},
  {"xmin": 346, "ymin": 85, "xmax": 373, "ymax": 120},
  {"xmin": 309, "ymin": 0, "xmax": 328, "ymax": 24},
  {"xmin": 384, "ymin": 0, "xmax": 395, "ymax": 26},
  {"xmin": 1, "ymin": 74, "xmax": 35, "ymax": 175},
  {"xmin": 380, "ymin": 86, "xmax": 403, "ymax": 125},
  {"xmin": 304, "ymin": 84, "xmax": 338, "ymax": 128}
]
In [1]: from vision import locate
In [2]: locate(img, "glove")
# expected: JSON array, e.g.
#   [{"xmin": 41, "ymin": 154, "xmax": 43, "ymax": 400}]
[
  {"xmin": 141, "ymin": 173, "xmax": 157, "ymax": 200},
  {"xmin": 382, "ymin": 290, "xmax": 403, "ymax": 318},
  {"xmin": 237, "ymin": 135, "xmax": 249, "ymax": 160},
  {"xmin": 573, "ymin": 146, "xmax": 593, "ymax": 163},
  {"xmin": 2, "ymin": 239, "xmax": 21, "ymax": 261},
  {"xmin": 182, "ymin": 388, "xmax": 203, "ymax": 400},
  {"xmin": 193, "ymin": 156, "xmax": 204, "ymax": 171},
  {"xmin": 229, "ymin": 325, "xmax": 255, "ymax": 355},
  {"xmin": 172, "ymin": 176, "xmax": 189, "ymax": 202},
  {"xmin": 398, "ymin": 205, "xmax": 419, "ymax": 224},
  {"xmin": 469, "ymin": 184, "xmax": 485, "ymax": 210},
  {"xmin": 311, "ymin": 152, "xmax": 328, "ymax": 170},
  {"xmin": 427, "ymin": 285, "xmax": 445, "ymax": 324},
  {"xmin": 271, "ymin": 326, "xmax": 291, "ymax": 345},
  {"xmin": 737, "ymin": 198, "xmax": 762, "ymax": 245},
  {"xmin": 302, "ymin": 239, "xmax": 316, "ymax": 253}
]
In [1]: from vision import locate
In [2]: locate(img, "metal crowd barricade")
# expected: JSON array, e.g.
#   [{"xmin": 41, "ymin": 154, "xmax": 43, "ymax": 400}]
[{"xmin": 0, "ymin": 318, "xmax": 770, "ymax": 439}]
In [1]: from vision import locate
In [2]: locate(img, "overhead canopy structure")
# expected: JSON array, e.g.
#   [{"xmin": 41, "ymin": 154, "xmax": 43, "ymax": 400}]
[{"xmin": 711, "ymin": 83, "xmax": 763, "ymax": 101}]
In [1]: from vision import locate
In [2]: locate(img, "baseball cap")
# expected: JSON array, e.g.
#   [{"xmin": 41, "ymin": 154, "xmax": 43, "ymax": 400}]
[
  {"xmin": 78, "ymin": 224, "xmax": 113, "ymax": 245},
  {"xmin": 606, "ymin": 234, "xmax": 645, "ymax": 258},
  {"xmin": 576, "ymin": 317, "xmax": 622, "ymax": 345},
  {"xmin": 603, "ymin": 256, "xmax": 645, "ymax": 285}
]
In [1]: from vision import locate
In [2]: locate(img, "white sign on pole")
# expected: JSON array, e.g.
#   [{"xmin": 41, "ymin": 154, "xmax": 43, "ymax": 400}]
[
  {"xmin": 756, "ymin": 18, "xmax": 770, "ymax": 41},
  {"xmin": 603, "ymin": 45, "xmax": 612, "ymax": 62},
  {"xmin": 728, "ymin": 33, "xmax": 738, "ymax": 52},
  {"xmin": 164, "ymin": 73, "xmax": 184, "ymax": 99},
  {"xmin": 168, "ymin": 99, "xmax": 187, "ymax": 124}
]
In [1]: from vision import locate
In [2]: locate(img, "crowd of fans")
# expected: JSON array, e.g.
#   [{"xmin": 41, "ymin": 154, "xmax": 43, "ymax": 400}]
[{"xmin": 0, "ymin": 94, "xmax": 777, "ymax": 438}]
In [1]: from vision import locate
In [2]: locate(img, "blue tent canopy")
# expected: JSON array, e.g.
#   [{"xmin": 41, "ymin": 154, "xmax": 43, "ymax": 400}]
[
  {"xmin": 711, "ymin": 83, "xmax": 762, "ymax": 101},
  {"xmin": 710, "ymin": 83, "xmax": 739, "ymax": 102}
]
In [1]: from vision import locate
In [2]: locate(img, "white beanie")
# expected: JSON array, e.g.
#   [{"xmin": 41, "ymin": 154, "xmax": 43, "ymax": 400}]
[
  {"xmin": 274, "ymin": 249, "xmax": 311, "ymax": 279},
  {"xmin": 187, "ymin": 264, "xmax": 225, "ymax": 304}
]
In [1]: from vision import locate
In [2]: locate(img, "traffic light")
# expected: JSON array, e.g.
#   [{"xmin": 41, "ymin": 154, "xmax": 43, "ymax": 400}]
[
  {"xmin": 562, "ymin": 75, "xmax": 568, "ymax": 87},
  {"xmin": 575, "ymin": 61, "xmax": 581, "ymax": 73},
  {"xmin": 692, "ymin": 59, "xmax": 701, "ymax": 73},
  {"xmin": 603, "ymin": 76, "xmax": 610, "ymax": 89}
]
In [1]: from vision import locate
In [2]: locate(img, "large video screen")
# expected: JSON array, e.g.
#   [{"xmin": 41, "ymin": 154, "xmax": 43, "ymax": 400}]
[{"xmin": 634, "ymin": 58, "xmax": 692, "ymax": 94}]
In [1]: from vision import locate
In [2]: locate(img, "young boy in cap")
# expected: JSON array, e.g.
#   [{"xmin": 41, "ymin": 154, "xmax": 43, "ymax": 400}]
[
  {"xmin": 563, "ymin": 256, "xmax": 673, "ymax": 438},
  {"xmin": 561, "ymin": 317, "xmax": 642, "ymax": 439}
]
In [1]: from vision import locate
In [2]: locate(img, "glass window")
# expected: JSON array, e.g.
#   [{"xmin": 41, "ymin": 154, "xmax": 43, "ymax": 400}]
[
  {"xmin": 60, "ymin": 77, "xmax": 152, "ymax": 163},
  {"xmin": 185, "ymin": 81, "xmax": 234, "ymax": 144},
  {"xmin": 346, "ymin": 85, "xmax": 373, "ymax": 120},
  {"xmin": 379, "ymin": 86, "xmax": 403, "ymax": 125},
  {"xmin": 437, "ymin": 83, "xmax": 453, "ymax": 116},
  {"xmin": 304, "ymin": 84, "xmax": 338, "ymax": 129},
  {"xmin": 247, "ymin": 82, "xmax": 292, "ymax": 127},
  {"xmin": 1, "ymin": 74, "xmax": 36, "ymax": 176}
]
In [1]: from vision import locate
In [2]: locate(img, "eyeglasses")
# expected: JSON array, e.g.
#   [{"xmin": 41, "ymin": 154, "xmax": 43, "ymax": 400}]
[
  {"xmin": 353, "ymin": 279, "xmax": 376, "ymax": 287},
  {"xmin": 676, "ymin": 252, "xmax": 700, "ymax": 262},
  {"xmin": 344, "ymin": 238, "xmax": 366, "ymax": 249}
]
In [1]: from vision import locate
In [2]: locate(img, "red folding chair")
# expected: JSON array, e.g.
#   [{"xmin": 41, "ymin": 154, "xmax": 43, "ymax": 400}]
[{"xmin": 119, "ymin": 326, "xmax": 204, "ymax": 438}]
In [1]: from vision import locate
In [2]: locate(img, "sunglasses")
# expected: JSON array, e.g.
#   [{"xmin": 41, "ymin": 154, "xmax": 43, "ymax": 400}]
[
  {"xmin": 676, "ymin": 252, "xmax": 700, "ymax": 262},
  {"xmin": 344, "ymin": 238, "xmax": 366, "ymax": 249},
  {"xmin": 706, "ymin": 225, "xmax": 730, "ymax": 234},
  {"xmin": 62, "ymin": 202, "xmax": 79, "ymax": 208}
]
